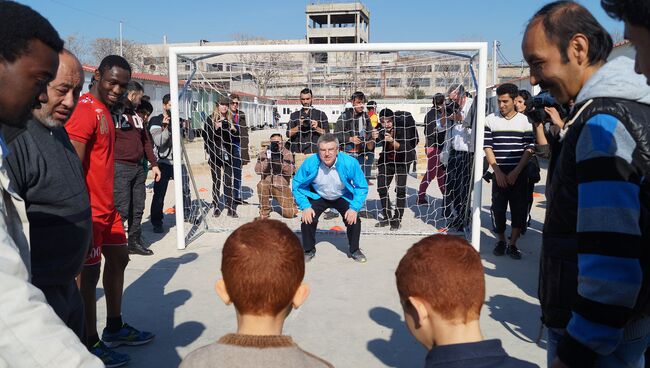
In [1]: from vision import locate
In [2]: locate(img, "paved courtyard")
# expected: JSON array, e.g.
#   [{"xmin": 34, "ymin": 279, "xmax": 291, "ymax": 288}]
[{"xmin": 97, "ymin": 127, "xmax": 547, "ymax": 367}]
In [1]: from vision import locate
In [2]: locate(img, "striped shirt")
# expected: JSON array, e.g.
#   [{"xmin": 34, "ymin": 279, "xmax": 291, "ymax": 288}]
[{"xmin": 483, "ymin": 112, "xmax": 534, "ymax": 171}]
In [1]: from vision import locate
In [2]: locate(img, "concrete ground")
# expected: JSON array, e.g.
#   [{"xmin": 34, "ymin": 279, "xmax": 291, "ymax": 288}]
[{"xmin": 97, "ymin": 127, "xmax": 547, "ymax": 367}]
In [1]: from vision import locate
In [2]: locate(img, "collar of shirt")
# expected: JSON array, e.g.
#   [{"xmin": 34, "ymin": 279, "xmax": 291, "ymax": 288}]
[{"xmin": 425, "ymin": 339, "xmax": 508, "ymax": 367}]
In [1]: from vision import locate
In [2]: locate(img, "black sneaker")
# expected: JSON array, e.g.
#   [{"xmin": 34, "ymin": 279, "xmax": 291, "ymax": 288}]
[
  {"xmin": 226, "ymin": 209, "xmax": 239, "ymax": 218},
  {"xmin": 350, "ymin": 250, "xmax": 367, "ymax": 263},
  {"xmin": 128, "ymin": 243, "xmax": 154, "ymax": 256},
  {"xmin": 506, "ymin": 245, "xmax": 522, "ymax": 260},
  {"xmin": 323, "ymin": 211, "xmax": 338, "ymax": 220},
  {"xmin": 152, "ymin": 225, "xmax": 163, "ymax": 234},
  {"xmin": 304, "ymin": 249, "xmax": 316, "ymax": 263},
  {"xmin": 390, "ymin": 219, "xmax": 401, "ymax": 231},
  {"xmin": 493, "ymin": 241, "xmax": 507, "ymax": 256},
  {"xmin": 375, "ymin": 219, "xmax": 390, "ymax": 228}
]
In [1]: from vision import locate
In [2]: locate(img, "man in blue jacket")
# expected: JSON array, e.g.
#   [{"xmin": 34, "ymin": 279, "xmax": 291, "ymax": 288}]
[{"xmin": 292, "ymin": 133, "xmax": 369, "ymax": 263}]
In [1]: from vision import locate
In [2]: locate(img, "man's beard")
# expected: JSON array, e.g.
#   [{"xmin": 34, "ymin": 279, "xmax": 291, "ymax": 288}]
[{"xmin": 34, "ymin": 109, "xmax": 63, "ymax": 128}]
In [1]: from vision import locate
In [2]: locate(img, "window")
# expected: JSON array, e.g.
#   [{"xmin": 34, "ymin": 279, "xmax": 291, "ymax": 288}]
[
  {"xmin": 434, "ymin": 64, "xmax": 461, "ymax": 72},
  {"xmin": 406, "ymin": 65, "xmax": 432, "ymax": 73},
  {"xmin": 364, "ymin": 78, "xmax": 381, "ymax": 87},
  {"xmin": 386, "ymin": 78, "xmax": 401, "ymax": 87},
  {"xmin": 407, "ymin": 78, "xmax": 431, "ymax": 87}
]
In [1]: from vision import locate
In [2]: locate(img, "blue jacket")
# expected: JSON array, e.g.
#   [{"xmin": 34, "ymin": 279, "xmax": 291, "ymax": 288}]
[{"xmin": 292, "ymin": 152, "xmax": 368, "ymax": 212}]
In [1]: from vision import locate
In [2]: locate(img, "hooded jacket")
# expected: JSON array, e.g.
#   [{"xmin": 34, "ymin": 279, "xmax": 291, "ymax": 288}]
[{"xmin": 539, "ymin": 57, "xmax": 650, "ymax": 367}]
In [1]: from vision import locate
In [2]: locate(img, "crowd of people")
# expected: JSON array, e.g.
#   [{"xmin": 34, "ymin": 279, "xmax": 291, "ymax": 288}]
[{"xmin": 1, "ymin": 0, "xmax": 650, "ymax": 367}]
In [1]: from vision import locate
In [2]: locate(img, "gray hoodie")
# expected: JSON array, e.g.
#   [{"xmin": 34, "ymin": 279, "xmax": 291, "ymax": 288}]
[{"xmin": 576, "ymin": 56, "xmax": 650, "ymax": 105}]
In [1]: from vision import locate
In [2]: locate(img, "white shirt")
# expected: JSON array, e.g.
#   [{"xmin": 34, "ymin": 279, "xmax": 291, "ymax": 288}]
[
  {"xmin": 312, "ymin": 159, "xmax": 345, "ymax": 200},
  {"xmin": 450, "ymin": 97, "xmax": 474, "ymax": 152}
]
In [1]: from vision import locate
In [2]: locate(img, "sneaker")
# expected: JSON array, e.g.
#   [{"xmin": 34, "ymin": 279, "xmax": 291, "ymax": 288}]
[
  {"xmin": 390, "ymin": 219, "xmax": 401, "ymax": 231},
  {"xmin": 506, "ymin": 245, "xmax": 522, "ymax": 260},
  {"xmin": 350, "ymin": 250, "xmax": 367, "ymax": 263},
  {"xmin": 128, "ymin": 243, "xmax": 154, "ymax": 256},
  {"xmin": 304, "ymin": 249, "xmax": 316, "ymax": 263},
  {"xmin": 323, "ymin": 211, "xmax": 338, "ymax": 220},
  {"xmin": 226, "ymin": 209, "xmax": 239, "ymax": 218},
  {"xmin": 90, "ymin": 341, "xmax": 130, "ymax": 368},
  {"xmin": 152, "ymin": 225, "xmax": 163, "ymax": 234},
  {"xmin": 416, "ymin": 197, "xmax": 428, "ymax": 205},
  {"xmin": 375, "ymin": 219, "xmax": 390, "ymax": 228},
  {"xmin": 102, "ymin": 323, "xmax": 155, "ymax": 348},
  {"xmin": 493, "ymin": 241, "xmax": 507, "ymax": 256}
]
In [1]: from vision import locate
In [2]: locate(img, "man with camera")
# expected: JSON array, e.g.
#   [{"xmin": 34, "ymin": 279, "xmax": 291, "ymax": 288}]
[
  {"xmin": 149, "ymin": 94, "xmax": 191, "ymax": 233},
  {"xmin": 254, "ymin": 133, "xmax": 297, "ymax": 220},
  {"xmin": 444, "ymin": 84, "xmax": 475, "ymax": 232},
  {"xmin": 484, "ymin": 83, "xmax": 534, "ymax": 260},
  {"xmin": 418, "ymin": 93, "xmax": 448, "ymax": 205},
  {"xmin": 286, "ymin": 88, "xmax": 329, "ymax": 170},
  {"xmin": 523, "ymin": 2, "xmax": 650, "ymax": 367},
  {"xmin": 374, "ymin": 109, "xmax": 417, "ymax": 230},
  {"xmin": 335, "ymin": 91, "xmax": 375, "ymax": 174}
]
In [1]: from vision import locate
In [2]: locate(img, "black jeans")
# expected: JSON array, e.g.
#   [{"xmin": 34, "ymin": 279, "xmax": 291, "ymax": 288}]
[
  {"xmin": 150, "ymin": 162, "xmax": 191, "ymax": 227},
  {"xmin": 114, "ymin": 162, "xmax": 146, "ymax": 244},
  {"xmin": 446, "ymin": 150, "xmax": 473, "ymax": 224},
  {"xmin": 208, "ymin": 153, "xmax": 235, "ymax": 211},
  {"xmin": 301, "ymin": 197, "xmax": 361, "ymax": 254},
  {"xmin": 35, "ymin": 281, "xmax": 84, "ymax": 339},
  {"xmin": 490, "ymin": 170, "xmax": 528, "ymax": 234},
  {"xmin": 376, "ymin": 162, "xmax": 408, "ymax": 219}
]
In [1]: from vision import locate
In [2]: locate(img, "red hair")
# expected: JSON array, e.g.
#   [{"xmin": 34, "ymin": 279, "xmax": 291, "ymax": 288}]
[
  {"xmin": 395, "ymin": 235, "xmax": 485, "ymax": 322},
  {"xmin": 221, "ymin": 219, "xmax": 305, "ymax": 315}
]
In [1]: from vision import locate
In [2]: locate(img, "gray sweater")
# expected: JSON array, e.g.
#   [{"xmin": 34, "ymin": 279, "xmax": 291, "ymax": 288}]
[
  {"xmin": 2, "ymin": 119, "xmax": 91, "ymax": 285},
  {"xmin": 180, "ymin": 334, "xmax": 334, "ymax": 368}
]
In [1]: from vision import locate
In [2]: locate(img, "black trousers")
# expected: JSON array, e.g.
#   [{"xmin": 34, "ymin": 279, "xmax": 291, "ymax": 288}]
[
  {"xmin": 376, "ymin": 162, "xmax": 408, "ymax": 219},
  {"xmin": 114, "ymin": 162, "xmax": 146, "ymax": 244},
  {"xmin": 150, "ymin": 162, "xmax": 191, "ymax": 227},
  {"xmin": 490, "ymin": 171, "xmax": 528, "ymax": 234},
  {"xmin": 34, "ymin": 281, "xmax": 84, "ymax": 340},
  {"xmin": 208, "ymin": 154, "xmax": 235, "ymax": 211},
  {"xmin": 446, "ymin": 150, "xmax": 473, "ymax": 224},
  {"xmin": 301, "ymin": 197, "xmax": 361, "ymax": 254}
]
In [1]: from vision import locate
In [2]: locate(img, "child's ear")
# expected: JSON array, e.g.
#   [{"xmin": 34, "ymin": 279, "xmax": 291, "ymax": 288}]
[
  {"xmin": 408, "ymin": 296, "xmax": 429, "ymax": 325},
  {"xmin": 291, "ymin": 283, "xmax": 310, "ymax": 309},
  {"xmin": 215, "ymin": 279, "xmax": 231, "ymax": 305}
]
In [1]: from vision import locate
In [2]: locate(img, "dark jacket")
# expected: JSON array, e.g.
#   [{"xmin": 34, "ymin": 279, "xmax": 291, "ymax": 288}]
[
  {"xmin": 2, "ymin": 120, "xmax": 91, "ymax": 286},
  {"xmin": 424, "ymin": 339, "xmax": 538, "ymax": 368},
  {"xmin": 334, "ymin": 110, "xmax": 373, "ymax": 154},
  {"xmin": 231, "ymin": 109, "xmax": 250, "ymax": 163},
  {"xmin": 377, "ymin": 111, "xmax": 418, "ymax": 164},
  {"xmin": 286, "ymin": 107, "xmax": 329, "ymax": 154},
  {"xmin": 202, "ymin": 116, "xmax": 236, "ymax": 165},
  {"xmin": 113, "ymin": 106, "xmax": 158, "ymax": 167},
  {"xmin": 423, "ymin": 107, "xmax": 447, "ymax": 148}
]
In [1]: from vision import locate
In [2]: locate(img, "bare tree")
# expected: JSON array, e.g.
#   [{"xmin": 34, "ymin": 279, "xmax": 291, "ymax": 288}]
[
  {"xmin": 65, "ymin": 33, "xmax": 91, "ymax": 64},
  {"xmin": 232, "ymin": 34, "xmax": 292, "ymax": 97},
  {"xmin": 90, "ymin": 38, "xmax": 151, "ymax": 73}
]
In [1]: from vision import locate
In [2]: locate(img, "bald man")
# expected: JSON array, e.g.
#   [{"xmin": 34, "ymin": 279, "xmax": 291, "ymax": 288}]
[{"xmin": 2, "ymin": 50, "xmax": 90, "ymax": 338}]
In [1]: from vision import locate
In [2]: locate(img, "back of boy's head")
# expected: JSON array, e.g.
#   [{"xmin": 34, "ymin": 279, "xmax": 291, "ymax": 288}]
[
  {"xmin": 221, "ymin": 219, "xmax": 305, "ymax": 316},
  {"xmin": 395, "ymin": 235, "xmax": 485, "ymax": 322}
]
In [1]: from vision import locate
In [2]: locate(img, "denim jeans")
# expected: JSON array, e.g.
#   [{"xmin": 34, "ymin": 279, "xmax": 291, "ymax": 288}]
[
  {"xmin": 232, "ymin": 145, "xmax": 242, "ymax": 200},
  {"xmin": 547, "ymin": 323, "xmax": 650, "ymax": 368}
]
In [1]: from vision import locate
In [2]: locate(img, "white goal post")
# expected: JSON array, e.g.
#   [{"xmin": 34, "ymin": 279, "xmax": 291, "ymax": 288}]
[{"xmin": 168, "ymin": 42, "xmax": 489, "ymax": 251}]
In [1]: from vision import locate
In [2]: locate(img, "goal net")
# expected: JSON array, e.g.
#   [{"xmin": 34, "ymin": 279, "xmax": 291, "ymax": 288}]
[{"xmin": 167, "ymin": 43, "xmax": 488, "ymax": 250}]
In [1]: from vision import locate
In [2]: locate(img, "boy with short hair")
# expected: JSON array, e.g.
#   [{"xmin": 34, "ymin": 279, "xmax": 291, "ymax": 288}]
[
  {"xmin": 180, "ymin": 219, "xmax": 333, "ymax": 368},
  {"xmin": 395, "ymin": 235, "xmax": 537, "ymax": 368}
]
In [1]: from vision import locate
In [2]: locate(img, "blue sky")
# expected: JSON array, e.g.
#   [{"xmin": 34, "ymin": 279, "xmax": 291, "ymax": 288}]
[{"xmin": 22, "ymin": 0, "xmax": 623, "ymax": 65}]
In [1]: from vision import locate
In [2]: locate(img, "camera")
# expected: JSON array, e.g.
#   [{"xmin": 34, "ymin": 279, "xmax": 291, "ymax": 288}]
[
  {"xmin": 524, "ymin": 91, "xmax": 569, "ymax": 123},
  {"xmin": 269, "ymin": 140, "xmax": 281, "ymax": 153},
  {"xmin": 445, "ymin": 101, "xmax": 459, "ymax": 117},
  {"xmin": 220, "ymin": 119, "xmax": 230, "ymax": 131},
  {"xmin": 300, "ymin": 111, "xmax": 311, "ymax": 128}
]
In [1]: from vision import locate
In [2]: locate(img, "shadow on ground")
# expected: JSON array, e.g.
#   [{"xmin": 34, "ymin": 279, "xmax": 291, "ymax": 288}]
[
  {"xmin": 367, "ymin": 307, "xmax": 426, "ymax": 368},
  {"xmin": 117, "ymin": 252, "xmax": 205, "ymax": 367},
  {"xmin": 486, "ymin": 294, "xmax": 546, "ymax": 349}
]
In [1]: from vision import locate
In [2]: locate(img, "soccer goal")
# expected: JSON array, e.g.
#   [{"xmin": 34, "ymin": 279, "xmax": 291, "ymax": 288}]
[{"xmin": 167, "ymin": 42, "xmax": 488, "ymax": 251}]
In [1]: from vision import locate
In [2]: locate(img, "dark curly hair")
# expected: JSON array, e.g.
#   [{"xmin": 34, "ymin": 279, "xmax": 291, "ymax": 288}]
[
  {"xmin": 601, "ymin": 0, "xmax": 650, "ymax": 29},
  {"xmin": 0, "ymin": 1, "xmax": 63, "ymax": 63}
]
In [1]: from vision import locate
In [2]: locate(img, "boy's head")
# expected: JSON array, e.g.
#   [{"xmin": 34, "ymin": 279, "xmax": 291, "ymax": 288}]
[
  {"xmin": 216, "ymin": 219, "xmax": 309, "ymax": 317},
  {"xmin": 395, "ymin": 235, "xmax": 485, "ymax": 349}
]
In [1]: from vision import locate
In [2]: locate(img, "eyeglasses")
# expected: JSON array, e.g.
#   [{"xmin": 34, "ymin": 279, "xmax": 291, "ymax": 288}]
[{"xmin": 230, "ymin": 101, "xmax": 239, "ymax": 105}]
